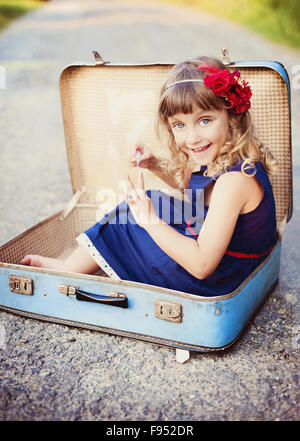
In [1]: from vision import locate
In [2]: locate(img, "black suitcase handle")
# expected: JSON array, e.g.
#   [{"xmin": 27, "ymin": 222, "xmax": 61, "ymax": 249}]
[{"xmin": 76, "ymin": 289, "xmax": 128, "ymax": 309}]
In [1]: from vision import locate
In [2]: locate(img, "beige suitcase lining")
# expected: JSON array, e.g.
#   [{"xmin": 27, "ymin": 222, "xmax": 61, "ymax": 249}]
[{"xmin": 0, "ymin": 63, "xmax": 292, "ymax": 265}]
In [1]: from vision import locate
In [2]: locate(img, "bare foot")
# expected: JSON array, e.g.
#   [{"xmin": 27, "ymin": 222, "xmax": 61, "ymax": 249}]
[{"xmin": 20, "ymin": 254, "xmax": 64, "ymax": 270}]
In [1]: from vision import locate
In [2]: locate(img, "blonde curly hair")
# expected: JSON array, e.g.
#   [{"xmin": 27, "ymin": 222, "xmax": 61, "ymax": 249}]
[{"xmin": 156, "ymin": 56, "xmax": 278, "ymax": 190}]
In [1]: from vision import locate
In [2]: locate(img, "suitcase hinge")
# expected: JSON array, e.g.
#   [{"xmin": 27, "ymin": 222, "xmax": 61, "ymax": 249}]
[
  {"xmin": 9, "ymin": 276, "xmax": 33, "ymax": 295},
  {"xmin": 220, "ymin": 47, "xmax": 230, "ymax": 65},
  {"xmin": 155, "ymin": 300, "xmax": 182, "ymax": 323},
  {"xmin": 92, "ymin": 51, "xmax": 108, "ymax": 66}
]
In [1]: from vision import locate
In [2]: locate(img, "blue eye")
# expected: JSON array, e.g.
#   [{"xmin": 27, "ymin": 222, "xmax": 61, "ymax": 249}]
[
  {"xmin": 175, "ymin": 122, "xmax": 184, "ymax": 129},
  {"xmin": 200, "ymin": 118, "xmax": 211, "ymax": 125}
]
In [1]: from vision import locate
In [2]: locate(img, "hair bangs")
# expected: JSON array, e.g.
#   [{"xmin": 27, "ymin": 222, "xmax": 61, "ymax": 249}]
[{"xmin": 159, "ymin": 81, "xmax": 224, "ymax": 121}]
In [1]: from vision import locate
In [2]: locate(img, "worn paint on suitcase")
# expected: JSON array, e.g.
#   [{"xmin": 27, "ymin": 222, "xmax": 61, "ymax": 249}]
[
  {"xmin": 0, "ymin": 240, "xmax": 281, "ymax": 351},
  {"xmin": 0, "ymin": 50, "xmax": 292, "ymax": 358}
]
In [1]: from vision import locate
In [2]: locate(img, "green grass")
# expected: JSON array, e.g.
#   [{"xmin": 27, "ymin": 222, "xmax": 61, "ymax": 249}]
[
  {"xmin": 2, "ymin": 0, "xmax": 300, "ymax": 50},
  {"xmin": 0, "ymin": 0, "xmax": 45, "ymax": 30},
  {"xmin": 147, "ymin": 0, "xmax": 300, "ymax": 50}
]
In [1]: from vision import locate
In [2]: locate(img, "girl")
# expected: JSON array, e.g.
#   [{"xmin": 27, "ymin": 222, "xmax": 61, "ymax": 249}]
[{"xmin": 21, "ymin": 56, "xmax": 278, "ymax": 296}]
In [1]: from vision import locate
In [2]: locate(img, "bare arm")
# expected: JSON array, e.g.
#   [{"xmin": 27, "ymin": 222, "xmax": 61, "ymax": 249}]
[{"xmin": 126, "ymin": 171, "xmax": 248, "ymax": 279}]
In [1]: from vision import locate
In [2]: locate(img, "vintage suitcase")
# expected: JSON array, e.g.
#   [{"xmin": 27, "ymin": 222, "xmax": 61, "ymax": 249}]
[{"xmin": 0, "ymin": 49, "xmax": 292, "ymax": 363}]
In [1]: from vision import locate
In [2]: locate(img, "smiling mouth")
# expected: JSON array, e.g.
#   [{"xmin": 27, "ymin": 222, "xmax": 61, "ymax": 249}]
[{"xmin": 191, "ymin": 143, "xmax": 211, "ymax": 153}]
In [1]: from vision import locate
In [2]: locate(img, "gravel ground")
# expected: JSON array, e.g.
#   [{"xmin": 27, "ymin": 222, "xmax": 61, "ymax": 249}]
[{"xmin": 0, "ymin": 0, "xmax": 299, "ymax": 421}]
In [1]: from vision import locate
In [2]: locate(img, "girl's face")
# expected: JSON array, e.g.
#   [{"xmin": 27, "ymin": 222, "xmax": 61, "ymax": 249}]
[{"xmin": 168, "ymin": 105, "xmax": 230, "ymax": 166}]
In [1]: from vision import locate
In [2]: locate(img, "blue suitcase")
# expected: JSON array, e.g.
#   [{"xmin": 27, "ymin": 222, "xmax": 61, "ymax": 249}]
[{"xmin": 0, "ymin": 49, "xmax": 292, "ymax": 362}]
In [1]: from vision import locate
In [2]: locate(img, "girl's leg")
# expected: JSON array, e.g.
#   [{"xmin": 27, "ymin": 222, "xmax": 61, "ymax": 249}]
[{"xmin": 20, "ymin": 246, "xmax": 99, "ymax": 274}]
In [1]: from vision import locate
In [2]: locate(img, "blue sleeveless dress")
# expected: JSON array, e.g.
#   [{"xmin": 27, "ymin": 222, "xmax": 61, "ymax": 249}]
[{"xmin": 77, "ymin": 160, "xmax": 277, "ymax": 296}]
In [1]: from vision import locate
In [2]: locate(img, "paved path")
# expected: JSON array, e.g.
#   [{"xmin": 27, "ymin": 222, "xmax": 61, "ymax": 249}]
[{"xmin": 0, "ymin": 0, "xmax": 299, "ymax": 421}]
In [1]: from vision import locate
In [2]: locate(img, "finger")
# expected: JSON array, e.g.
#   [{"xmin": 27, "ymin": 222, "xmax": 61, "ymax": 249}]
[
  {"xmin": 128, "ymin": 193, "xmax": 137, "ymax": 202},
  {"xmin": 119, "ymin": 184, "xmax": 134, "ymax": 203},
  {"xmin": 138, "ymin": 168, "xmax": 145, "ymax": 190},
  {"xmin": 120, "ymin": 188, "xmax": 133, "ymax": 206},
  {"xmin": 128, "ymin": 159, "xmax": 136, "ymax": 167},
  {"xmin": 20, "ymin": 255, "xmax": 31, "ymax": 265},
  {"xmin": 127, "ymin": 173, "xmax": 136, "ymax": 192},
  {"xmin": 135, "ymin": 148, "xmax": 142, "ymax": 167},
  {"xmin": 127, "ymin": 173, "xmax": 145, "ymax": 201},
  {"xmin": 128, "ymin": 146, "xmax": 138, "ymax": 166},
  {"xmin": 119, "ymin": 186, "xmax": 127, "ymax": 201}
]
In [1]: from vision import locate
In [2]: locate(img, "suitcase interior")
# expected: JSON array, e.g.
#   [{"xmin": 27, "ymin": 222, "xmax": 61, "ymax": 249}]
[
  {"xmin": 0, "ymin": 58, "xmax": 292, "ymax": 354},
  {"xmin": 0, "ymin": 59, "xmax": 292, "ymax": 270}
]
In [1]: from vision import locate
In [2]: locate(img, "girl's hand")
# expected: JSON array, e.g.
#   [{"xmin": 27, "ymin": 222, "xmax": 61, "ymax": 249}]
[
  {"xmin": 128, "ymin": 143, "xmax": 154, "ymax": 169},
  {"xmin": 121, "ymin": 170, "xmax": 159, "ymax": 228}
]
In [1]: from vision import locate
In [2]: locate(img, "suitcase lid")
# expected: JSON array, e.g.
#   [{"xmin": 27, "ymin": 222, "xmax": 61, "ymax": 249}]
[{"xmin": 59, "ymin": 50, "xmax": 292, "ymax": 232}]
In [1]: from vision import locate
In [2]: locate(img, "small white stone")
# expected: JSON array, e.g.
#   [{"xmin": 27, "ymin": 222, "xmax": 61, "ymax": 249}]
[
  {"xmin": 176, "ymin": 349, "xmax": 190, "ymax": 364},
  {"xmin": 285, "ymin": 293, "xmax": 297, "ymax": 305}
]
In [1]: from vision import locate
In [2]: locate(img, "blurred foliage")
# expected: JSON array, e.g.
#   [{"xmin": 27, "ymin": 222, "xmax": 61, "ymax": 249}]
[
  {"xmin": 262, "ymin": 0, "xmax": 300, "ymax": 30},
  {"xmin": 1, "ymin": 0, "xmax": 300, "ymax": 49},
  {"xmin": 152, "ymin": 0, "xmax": 300, "ymax": 49},
  {"xmin": 0, "ymin": 0, "xmax": 44, "ymax": 30}
]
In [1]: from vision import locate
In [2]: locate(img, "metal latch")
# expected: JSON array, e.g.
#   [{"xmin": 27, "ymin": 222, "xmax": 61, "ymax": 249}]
[
  {"xmin": 155, "ymin": 300, "xmax": 182, "ymax": 323},
  {"xmin": 59, "ymin": 284, "xmax": 76, "ymax": 295},
  {"xmin": 9, "ymin": 276, "xmax": 33, "ymax": 295}
]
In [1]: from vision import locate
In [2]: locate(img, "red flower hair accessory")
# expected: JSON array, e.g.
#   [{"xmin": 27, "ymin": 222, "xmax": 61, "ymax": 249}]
[{"xmin": 197, "ymin": 65, "xmax": 252, "ymax": 114}]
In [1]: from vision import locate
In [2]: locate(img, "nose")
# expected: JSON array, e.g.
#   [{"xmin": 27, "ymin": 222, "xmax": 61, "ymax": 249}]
[{"xmin": 186, "ymin": 126, "xmax": 201, "ymax": 147}]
